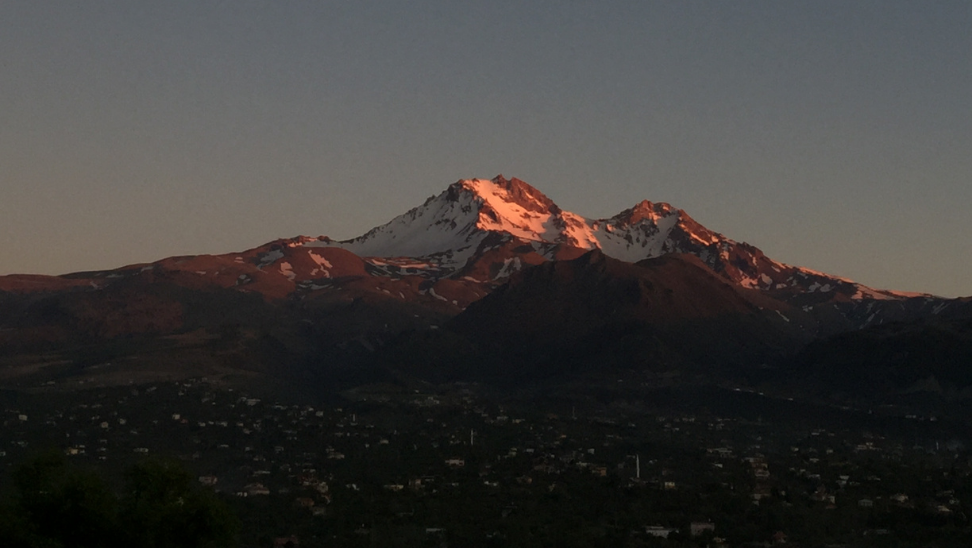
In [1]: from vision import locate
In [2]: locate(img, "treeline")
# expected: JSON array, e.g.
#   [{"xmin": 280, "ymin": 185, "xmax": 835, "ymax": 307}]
[{"xmin": 0, "ymin": 452, "xmax": 236, "ymax": 548}]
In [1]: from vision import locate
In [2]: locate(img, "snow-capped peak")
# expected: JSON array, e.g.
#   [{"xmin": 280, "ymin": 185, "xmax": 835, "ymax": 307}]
[
  {"xmin": 306, "ymin": 174, "xmax": 735, "ymax": 269},
  {"xmin": 460, "ymin": 176, "xmax": 564, "ymax": 243},
  {"xmin": 462, "ymin": 175, "xmax": 558, "ymax": 216},
  {"xmin": 302, "ymin": 175, "xmax": 920, "ymax": 302}
]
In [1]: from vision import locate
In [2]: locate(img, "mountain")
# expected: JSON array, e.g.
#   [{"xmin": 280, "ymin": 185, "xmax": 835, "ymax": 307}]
[
  {"xmin": 313, "ymin": 175, "xmax": 919, "ymax": 299},
  {"xmin": 439, "ymin": 250, "xmax": 814, "ymax": 380},
  {"xmin": 783, "ymin": 307, "xmax": 972, "ymax": 419},
  {"xmin": 0, "ymin": 175, "xmax": 942, "ymax": 307},
  {"xmin": 1, "ymin": 175, "xmax": 970, "ymax": 397}
]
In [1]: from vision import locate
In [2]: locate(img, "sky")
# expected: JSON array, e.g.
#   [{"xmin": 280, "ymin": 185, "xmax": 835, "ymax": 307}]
[{"xmin": 1, "ymin": 1, "xmax": 970, "ymax": 297}]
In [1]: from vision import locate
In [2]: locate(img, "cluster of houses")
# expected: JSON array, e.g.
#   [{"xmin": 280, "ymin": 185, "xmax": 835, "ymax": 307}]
[{"xmin": 2, "ymin": 377, "xmax": 970, "ymax": 545}]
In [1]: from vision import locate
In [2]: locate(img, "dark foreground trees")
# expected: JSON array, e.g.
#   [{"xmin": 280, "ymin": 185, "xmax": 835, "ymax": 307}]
[{"xmin": 0, "ymin": 453, "xmax": 236, "ymax": 548}]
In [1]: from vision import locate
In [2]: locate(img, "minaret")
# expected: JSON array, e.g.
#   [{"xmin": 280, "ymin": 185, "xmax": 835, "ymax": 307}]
[{"xmin": 636, "ymin": 454, "xmax": 640, "ymax": 479}]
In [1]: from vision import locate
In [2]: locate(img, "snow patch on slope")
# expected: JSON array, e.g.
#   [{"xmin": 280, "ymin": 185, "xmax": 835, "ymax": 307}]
[
  {"xmin": 306, "ymin": 186, "xmax": 487, "ymax": 270},
  {"xmin": 493, "ymin": 257, "xmax": 523, "ymax": 281},
  {"xmin": 465, "ymin": 178, "xmax": 559, "ymax": 241},
  {"xmin": 851, "ymin": 285, "xmax": 929, "ymax": 301},
  {"xmin": 593, "ymin": 210, "xmax": 681, "ymax": 263},
  {"xmin": 257, "ymin": 249, "xmax": 284, "ymax": 269}
]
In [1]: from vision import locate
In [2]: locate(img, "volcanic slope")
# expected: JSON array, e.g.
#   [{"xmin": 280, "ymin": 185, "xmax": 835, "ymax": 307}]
[
  {"xmin": 2, "ymin": 174, "xmax": 948, "ymax": 317},
  {"xmin": 312, "ymin": 175, "xmax": 924, "ymax": 301},
  {"xmin": 2, "ymin": 174, "xmax": 968, "ymax": 383},
  {"xmin": 302, "ymin": 174, "xmax": 960, "ymax": 331},
  {"xmin": 430, "ymin": 250, "xmax": 814, "ymax": 381}
]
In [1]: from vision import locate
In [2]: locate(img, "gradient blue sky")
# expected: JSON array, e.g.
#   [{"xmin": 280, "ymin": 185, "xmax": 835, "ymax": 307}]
[{"xmin": 2, "ymin": 1, "xmax": 970, "ymax": 297}]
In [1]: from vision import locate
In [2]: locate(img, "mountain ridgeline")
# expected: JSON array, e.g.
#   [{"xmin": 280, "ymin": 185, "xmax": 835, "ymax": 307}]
[{"xmin": 1, "ymin": 175, "xmax": 970, "ymax": 415}]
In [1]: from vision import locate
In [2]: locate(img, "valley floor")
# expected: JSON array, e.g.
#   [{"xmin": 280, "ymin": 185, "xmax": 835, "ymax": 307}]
[{"xmin": 2, "ymin": 375, "xmax": 971, "ymax": 547}]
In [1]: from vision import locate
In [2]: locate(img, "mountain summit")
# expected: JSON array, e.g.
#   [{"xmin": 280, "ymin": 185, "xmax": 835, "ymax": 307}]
[
  {"xmin": 0, "ymin": 174, "xmax": 966, "ymax": 395},
  {"xmin": 309, "ymin": 175, "xmax": 918, "ymax": 301},
  {"xmin": 0, "ymin": 174, "xmax": 936, "ymax": 316},
  {"xmin": 316, "ymin": 174, "xmax": 704, "ymax": 267}
]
